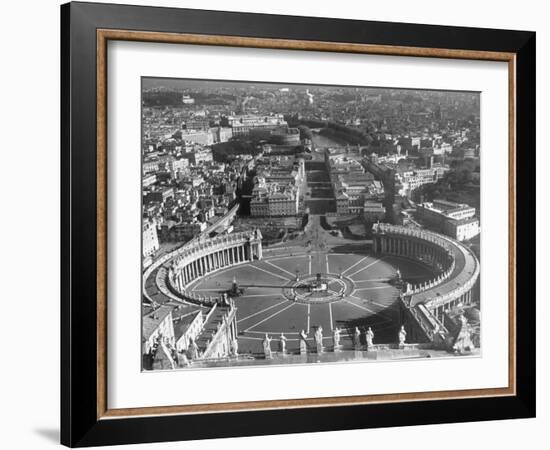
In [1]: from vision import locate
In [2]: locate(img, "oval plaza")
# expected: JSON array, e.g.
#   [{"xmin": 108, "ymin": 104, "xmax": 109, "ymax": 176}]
[{"xmin": 142, "ymin": 217, "xmax": 480, "ymax": 368}]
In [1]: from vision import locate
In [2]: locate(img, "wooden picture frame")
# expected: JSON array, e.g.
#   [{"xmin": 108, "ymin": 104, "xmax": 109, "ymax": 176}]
[{"xmin": 61, "ymin": 1, "xmax": 535, "ymax": 447}]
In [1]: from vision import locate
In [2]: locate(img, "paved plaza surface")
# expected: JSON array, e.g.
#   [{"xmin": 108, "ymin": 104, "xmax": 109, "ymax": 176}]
[{"xmin": 189, "ymin": 239, "xmax": 434, "ymax": 356}]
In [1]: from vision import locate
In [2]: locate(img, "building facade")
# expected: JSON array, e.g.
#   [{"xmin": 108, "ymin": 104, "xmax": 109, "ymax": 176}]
[
  {"xmin": 142, "ymin": 305, "xmax": 175, "ymax": 356},
  {"xmin": 180, "ymin": 130, "xmax": 214, "ymax": 146},
  {"xmin": 416, "ymin": 199, "xmax": 480, "ymax": 241},
  {"xmin": 173, "ymin": 310, "xmax": 204, "ymax": 352},
  {"xmin": 222, "ymin": 114, "xmax": 287, "ymax": 137},
  {"xmin": 142, "ymin": 221, "xmax": 159, "ymax": 258}
]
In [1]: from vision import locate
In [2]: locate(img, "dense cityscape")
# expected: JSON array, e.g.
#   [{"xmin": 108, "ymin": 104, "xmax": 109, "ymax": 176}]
[{"xmin": 141, "ymin": 78, "xmax": 481, "ymax": 370}]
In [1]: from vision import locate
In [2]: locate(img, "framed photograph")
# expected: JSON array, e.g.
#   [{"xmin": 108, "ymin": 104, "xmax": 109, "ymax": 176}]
[{"xmin": 61, "ymin": 1, "xmax": 535, "ymax": 447}]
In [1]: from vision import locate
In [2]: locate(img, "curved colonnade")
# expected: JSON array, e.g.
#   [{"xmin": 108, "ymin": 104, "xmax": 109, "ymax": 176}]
[
  {"xmin": 166, "ymin": 231, "xmax": 263, "ymax": 305},
  {"xmin": 143, "ymin": 230, "xmax": 263, "ymax": 308},
  {"xmin": 142, "ymin": 230, "xmax": 263, "ymax": 361},
  {"xmin": 372, "ymin": 223, "xmax": 480, "ymax": 342}
]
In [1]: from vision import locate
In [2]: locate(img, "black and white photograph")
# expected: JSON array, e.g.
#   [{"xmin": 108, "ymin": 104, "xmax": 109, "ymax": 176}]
[
  {"xmin": 141, "ymin": 78, "xmax": 481, "ymax": 371},
  {"xmin": 1, "ymin": 0, "xmax": 541, "ymax": 445},
  {"xmin": 0, "ymin": 0, "xmax": 542, "ymax": 447}
]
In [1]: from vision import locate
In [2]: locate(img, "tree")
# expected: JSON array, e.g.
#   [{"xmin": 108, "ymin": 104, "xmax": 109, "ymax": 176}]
[{"xmin": 297, "ymin": 125, "xmax": 313, "ymax": 141}]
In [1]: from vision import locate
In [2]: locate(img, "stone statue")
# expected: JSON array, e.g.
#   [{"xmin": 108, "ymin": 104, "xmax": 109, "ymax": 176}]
[
  {"xmin": 299, "ymin": 329, "xmax": 308, "ymax": 355},
  {"xmin": 354, "ymin": 327, "xmax": 361, "ymax": 349},
  {"xmin": 262, "ymin": 334, "xmax": 273, "ymax": 359},
  {"xmin": 177, "ymin": 352, "xmax": 190, "ymax": 368},
  {"xmin": 255, "ymin": 228, "xmax": 263, "ymax": 240},
  {"xmin": 366, "ymin": 327, "xmax": 374, "ymax": 348},
  {"xmin": 231, "ymin": 338, "xmax": 239, "ymax": 357},
  {"xmin": 398, "ymin": 325, "xmax": 407, "ymax": 346},
  {"xmin": 332, "ymin": 327, "xmax": 341, "ymax": 350},
  {"xmin": 168, "ymin": 265, "xmax": 175, "ymax": 284},
  {"xmin": 278, "ymin": 333, "xmax": 288, "ymax": 354},
  {"xmin": 314, "ymin": 326, "xmax": 324, "ymax": 354},
  {"xmin": 188, "ymin": 338, "xmax": 199, "ymax": 361},
  {"xmin": 452, "ymin": 315, "xmax": 474, "ymax": 354}
]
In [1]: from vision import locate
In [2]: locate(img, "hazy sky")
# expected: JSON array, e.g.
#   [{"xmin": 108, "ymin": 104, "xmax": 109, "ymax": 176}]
[{"xmin": 142, "ymin": 77, "xmax": 479, "ymax": 96}]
